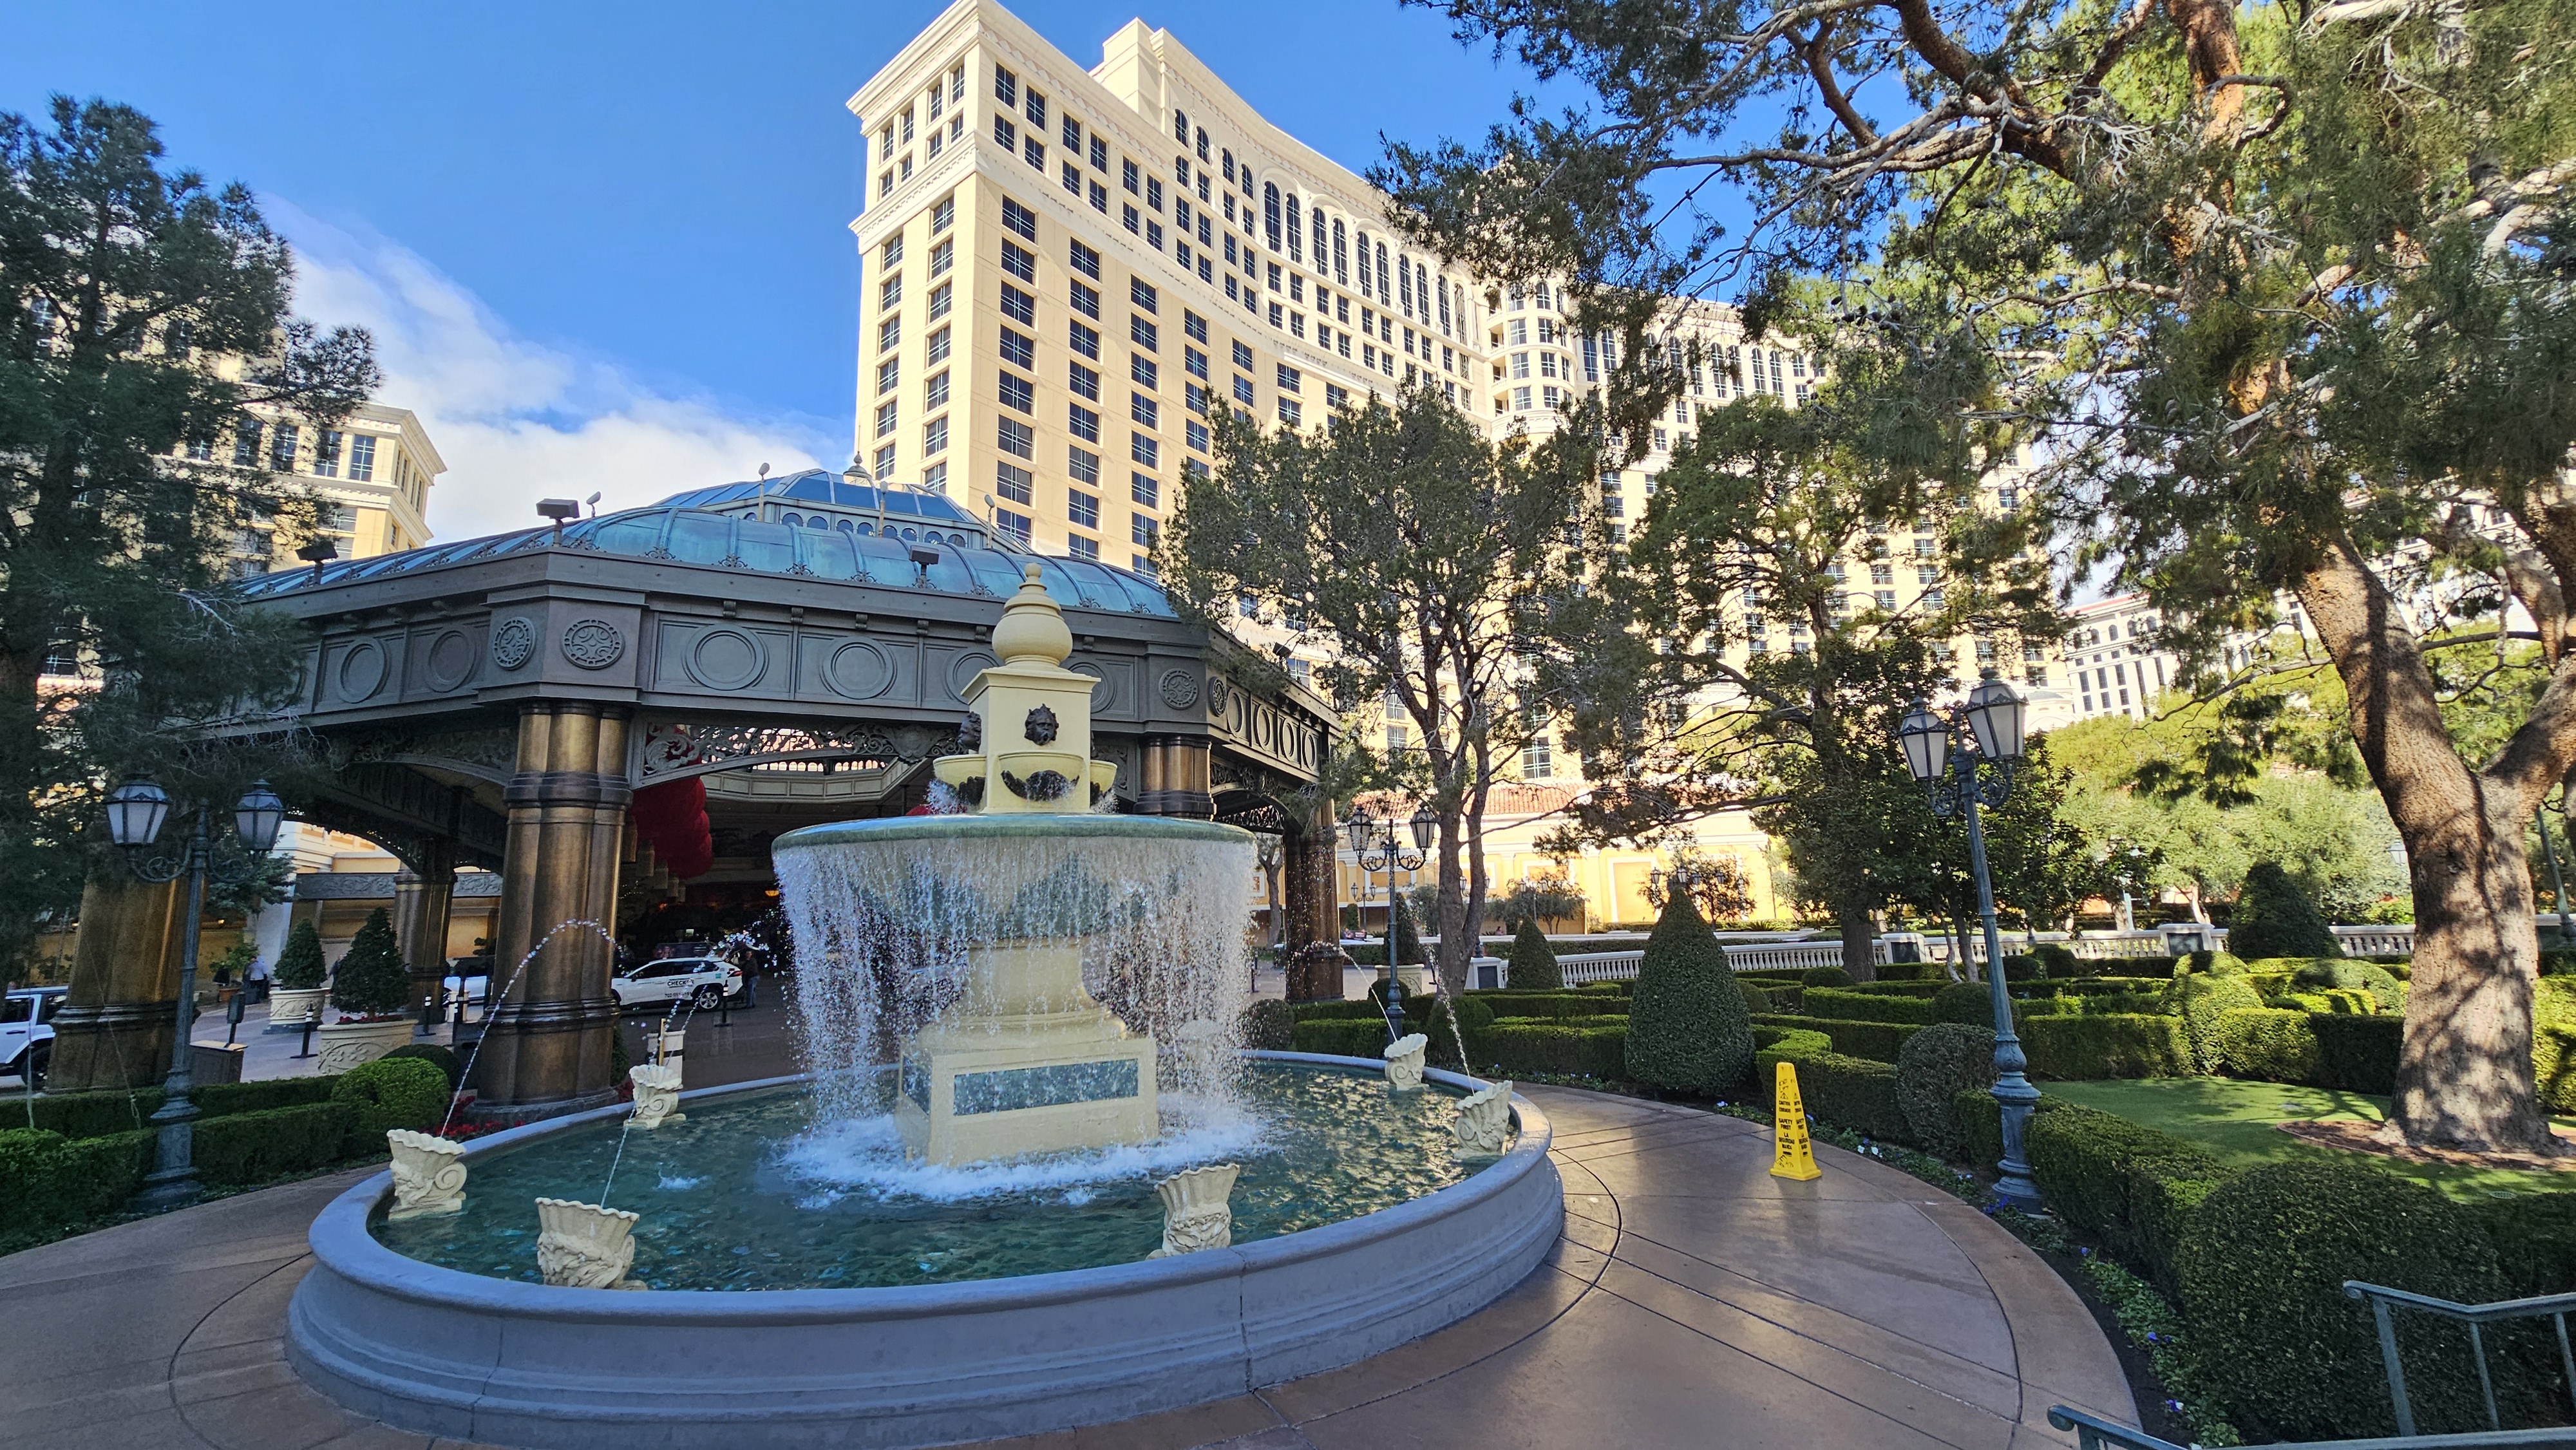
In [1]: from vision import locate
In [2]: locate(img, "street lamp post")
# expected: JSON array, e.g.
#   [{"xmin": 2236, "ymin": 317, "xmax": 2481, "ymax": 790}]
[
  {"xmin": 101, "ymin": 777, "xmax": 287, "ymax": 1213},
  {"xmin": 1256, "ymin": 836, "xmax": 1283, "ymax": 950},
  {"xmin": 1897, "ymin": 670, "xmax": 2043, "ymax": 1212},
  {"xmin": 2539, "ymin": 802, "xmax": 2575, "ymax": 946},
  {"xmin": 1345, "ymin": 804, "xmax": 1432, "ymax": 1036}
]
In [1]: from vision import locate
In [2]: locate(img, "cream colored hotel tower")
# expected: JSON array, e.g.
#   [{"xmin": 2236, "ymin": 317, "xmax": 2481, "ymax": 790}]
[{"xmin": 846, "ymin": 0, "xmax": 1821, "ymax": 573}]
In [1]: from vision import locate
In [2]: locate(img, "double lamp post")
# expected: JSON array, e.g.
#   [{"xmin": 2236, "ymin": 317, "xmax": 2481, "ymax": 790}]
[
  {"xmin": 1347, "ymin": 802, "xmax": 1434, "ymax": 1033},
  {"xmin": 1897, "ymin": 668, "xmax": 2044, "ymax": 1212},
  {"xmin": 100, "ymin": 776, "xmax": 287, "ymax": 1212}
]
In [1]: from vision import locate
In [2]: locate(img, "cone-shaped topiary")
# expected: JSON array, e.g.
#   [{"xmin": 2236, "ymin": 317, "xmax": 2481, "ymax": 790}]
[
  {"xmin": 1389, "ymin": 894, "xmax": 1425, "ymax": 974},
  {"xmin": 2227, "ymin": 862, "xmax": 2343, "ymax": 960},
  {"xmin": 274, "ymin": 918, "xmax": 328, "ymax": 990},
  {"xmin": 1624, "ymin": 891, "xmax": 1752, "ymax": 1093},
  {"xmin": 1506, "ymin": 919, "xmax": 1562, "ymax": 990},
  {"xmin": 330, "ymin": 908, "xmax": 412, "ymax": 1019}
]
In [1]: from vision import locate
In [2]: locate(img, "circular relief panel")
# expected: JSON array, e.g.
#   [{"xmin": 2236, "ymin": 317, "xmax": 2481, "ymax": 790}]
[
  {"xmin": 1206, "ymin": 675, "xmax": 1232, "ymax": 717},
  {"xmin": 685, "ymin": 628, "xmax": 766, "ymax": 692},
  {"xmin": 1159, "ymin": 668, "xmax": 1199, "ymax": 711},
  {"xmin": 489, "ymin": 616, "xmax": 536, "ymax": 671},
  {"xmin": 1068, "ymin": 660, "xmax": 1110, "ymax": 709},
  {"xmin": 423, "ymin": 630, "xmax": 475, "ymax": 692},
  {"xmin": 826, "ymin": 639, "xmax": 893, "ymax": 701},
  {"xmin": 946, "ymin": 649, "xmax": 999, "ymax": 701},
  {"xmin": 562, "ymin": 619, "xmax": 625, "ymax": 670},
  {"xmin": 336, "ymin": 641, "xmax": 386, "ymax": 701}
]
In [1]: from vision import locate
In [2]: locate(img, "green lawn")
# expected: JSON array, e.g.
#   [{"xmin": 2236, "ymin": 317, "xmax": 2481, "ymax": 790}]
[{"xmin": 2046, "ymin": 1077, "xmax": 2576, "ymax": 1203}]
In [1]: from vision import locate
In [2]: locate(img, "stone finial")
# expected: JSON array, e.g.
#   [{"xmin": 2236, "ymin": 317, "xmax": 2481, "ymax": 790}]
[
  {"xmin": 385, "ymin": 1129, "xmax": 467, "ymax": 1219},
  {"xmin": 629, "ymin": 1064, "xmax": 687, "ymax": 1129},
  {"xmin": 1383, "ymin": 1033, "xmax": 1430, "ymax": 1091},
  {"xmin": 1146, "ymin": 1163, "xmax": 1241, "ymax": 1258},
  {"xmin": 535, "ymin": 1197, "xmax": 645, "ymax": 1290},
  {"xmin": 1452, "ymin": 1080, "xmax": 1515, "ymax": 1160},
  {"xmin": 990, "ymin": 563, "xmax": 1073, "ymax": 667}
]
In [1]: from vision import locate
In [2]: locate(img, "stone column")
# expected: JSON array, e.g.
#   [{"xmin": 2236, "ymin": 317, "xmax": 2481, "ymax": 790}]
[
  {"xmin": 472, "ymin": 702, "xmax": 631, "ymax": 1121},
  {"xmin": 393, "ymin": 845, "xmax": 457, "ymax": 1029},
  {"xmin": 46, "ymin": 868, "xmax": 187, "ymax": 1091},
  {"xmin": 1140, "ymin": 737, "xmax": 1214, "ymax": 820},
  {"xmin": 1282, "ymin": 804, "xmax": 1352, "ymax": 1002}
]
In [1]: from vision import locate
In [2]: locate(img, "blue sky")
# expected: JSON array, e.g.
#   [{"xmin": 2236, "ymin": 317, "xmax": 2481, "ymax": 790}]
[{"xmin": 3, "ymin": 0, "xmax": 1562, "ymax": 538}]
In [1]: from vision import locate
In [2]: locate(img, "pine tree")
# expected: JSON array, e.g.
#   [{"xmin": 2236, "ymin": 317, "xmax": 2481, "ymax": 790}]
[
  {"xmin": 330, "ymin": 908, "xmax": 411, "ymax": 1019},
  {"xmin": 1506, "ymin": 919, "xmax": 1562, "ymax": 990},
  {"xmin": 273, "ymin": 918, "xmax": 327, "ymax": 990},
  {"xmin": 1624, "ymin": 892, "xmax": 1752, "ymax": 1093},
  {"xmin": 2229, "ymin": 863, "xmax": 2344, "ymax": 962}
]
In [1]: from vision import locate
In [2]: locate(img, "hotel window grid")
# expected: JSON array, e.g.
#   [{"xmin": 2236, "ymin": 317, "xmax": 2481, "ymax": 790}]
[
  {"xmin": 923, "ymin": 416, "xmax": 948, "ymax": 454},
  {"xmin": 996, "ymin": 462, "xmax": 1035, "ymax": 505},
  {"xmin": 1132, "ymin": 434, "xmax": 1159, "ymax": 467},
  {"xmin": 1131, "ymin": 355, "xmax": 1158, "ymax": 388},
  {"xmin": 1069, "ymin": 238, "xmax": 1100, "ymax": 278},
  {"xmin": 1132, "ymin": 278, "xmax": 1158, "ymax": 312},
  {"xmin": 1001, "ymin": 285, "xmax": 1034, "ymax": 325},
  {"xmin": 875, "ymin": 400, "xmax": 900, "ymax": 438},
  {"xmin": 1132, "ymin": 315, "xmax": 1158, "ymax": 351},
  {"xmin": 924, "ymin": 369, "xmax": 948, "ymax": 408},
  {"xmin": 998, "ymin": 417, "xmax": 1034, "ymax": 458},
  {"xmin": 1132, "ymin": 392, "xmax": 1159, "ymax": 428},
  {"xmin": 315, "ymin": 429, "xmax": 342, "ymax": 477},
  {"xmin": 1001, "ymin": 240, "xmax": 1036, "ymax": 282},
  {"xmin": 999, "ymin": 328, "xmax": 1036, "ymax": 369},
  {"xmin": 876, "ymin": 357, "xmax": 900, "ymax": 395},
  {"xmin": 998, "ymin": 373, "xmax": 1034, "ymax": 413},
  {"xmin": 1070, "ymin": 320, "xmax": 1099, "ymax": 357},
  {"xmin": 1070, "ymin": 362, "xmax": 1099, "ymax": 400},
  {"xmin": 994, "ymin": 63, "xmax": 1016, "ymax": 106},
  {"xmin": 1069, "ymin": 489, "xmax": 1100, "ymax": 529},
  {"xmin": 1071, "ymin": 280, "xmax": 1099, "ymax": 318},
  {"xmin": 1001, "ymin": 196, "xmax": 1037, "ymax": 242},
  {"xmin": 1132, "ymin": 471, "xmax": 1160, "ymax": 507},
  {"xmin": 347, "ymin": 435, "xmax": 375, "ymax": 481},
  {"xmin": 931, "ymin": 239, "xmax": 952, "ymax": 275},
  {"xmin": 928, "ymin": 281, "xmax": 952, "ymax": 321},
  {"xmin": 1132, "ymin": 515, "xmax": 1160, "ymax": 548},
  {"xmin": 1069, "ymin": 405, "xmax": 1100, "ymax": 442},
  {"xmin": 926, "ymin": 326, "xmax": 949, "ymax": 364},
  {"xmin": 269, "ymin": 422, "xmax": 299, "ymax": 471}
]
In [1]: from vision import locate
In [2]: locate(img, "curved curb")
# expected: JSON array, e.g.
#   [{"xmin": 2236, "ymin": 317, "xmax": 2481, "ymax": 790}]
[{"xmin": 287, "ymin": 1053, "xmax": 1563, "ymax": 1450}]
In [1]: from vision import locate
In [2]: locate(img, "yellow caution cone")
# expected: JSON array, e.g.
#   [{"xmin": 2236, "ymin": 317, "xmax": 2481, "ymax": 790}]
[{"xmin": 1769, "ymin": 1060, "xmax": 1823, "ymax": 1181}]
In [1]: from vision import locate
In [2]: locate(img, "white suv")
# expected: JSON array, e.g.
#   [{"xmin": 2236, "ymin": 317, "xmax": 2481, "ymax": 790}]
[
  {"xmin": 611, "ymin": 958, "xmax": 744, "ymax": 1013},
  {"xmin": 3, "ymin": 986, "xmax": 65, "ymax": 1091}
]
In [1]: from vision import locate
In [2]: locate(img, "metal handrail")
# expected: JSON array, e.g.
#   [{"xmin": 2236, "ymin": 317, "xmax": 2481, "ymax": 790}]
[
  {"xmin": 2345, "ymin": 1282, "xmax": 2576, "ymax": 1436},
  {"xmin": 2049, "ymin": 1405, "xmax": 2576, "ymax": 1448}
]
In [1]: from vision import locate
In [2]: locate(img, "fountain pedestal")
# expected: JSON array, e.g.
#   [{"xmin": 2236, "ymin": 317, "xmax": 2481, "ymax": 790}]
[{"xmin": 896, "ymin": 940, "xmax": 1157, "ymax": 1163}]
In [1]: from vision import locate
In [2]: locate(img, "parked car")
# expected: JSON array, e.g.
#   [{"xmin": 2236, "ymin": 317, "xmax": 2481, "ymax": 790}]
[
  {"xmin": 2, "ymin": 986, "xmax": 67, "ymax": 1091},
  {"xmin": 611, "ymin": 957, "xmax": 746, "ymax": 1013}
]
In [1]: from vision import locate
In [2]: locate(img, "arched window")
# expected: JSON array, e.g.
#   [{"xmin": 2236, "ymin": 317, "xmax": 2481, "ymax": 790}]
[
  {"xmin": 1398, "ymin": 256, "xmax": 1413, "ymax": 317},
  {"xmin": 1419, "ymin": 263, "xmax": 1433, "ymax": 327},
  {"xmin": 1354, "ymin": 231, "xmax": 1372, "ymax": 296},
  {"xmin": 1262, "ymin": 182, "xmax": 1282, "ymax": 252},
  {"xmin": 1332, "ymin": 219, "xmax": 1348, "ymax": 284},
  {"xmin": 1437, "ymin": 277, "xmax": 1452, "ymax": 334},
  {"xmin": 1285, "ymin": 194, "xmax": 1302, "ymax": 262},
  {"xmin": 783, "ymin": 512, "xmax": 803, "ymax": 527},
  {"xmin": 1375, "ymin": 242, "xmax": 1390, "ymax": 304},
  {"xmin": 837, "ymin": 518, "xmax": 855, "ymax": 533}
]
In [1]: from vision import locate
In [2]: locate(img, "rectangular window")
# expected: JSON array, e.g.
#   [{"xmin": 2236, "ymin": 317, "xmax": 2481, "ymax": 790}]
[
  {"xmin": 1122, "ymin": 158, "xmax": 1140, "ymax": 193},
  {"xmin": 994, "ymin": 64, "xmax": 1017, "ymax": 105},
  {"xmin": 927, "ymin": 325, "xmax": 950, "ymax": 364},
  {"xmin": 875, "ymin": 399, "xmax": 900, "ymax": 437},
  {"xmin": 1131, "ymin": 315, "xmax": 1158, "ymax": 351},
  {"xmin": 1068, "ymin": 489, "xmax": 1100, "ymax": 529},
  {"xmin": 922, "ymin": 415, "xmax": 949, "ymax": 455},
  {"xmin": 1146, "ymin": 176, "xmax": 1164, "ymax": 211},
  {"xmin": 998, "ymin": 372, "xmax": 1034, "ymax": 413},
  {"xmin": 876, "ymin": 357, "xmax": 900, "ymax": 395},
  {"xmin": 930, "ymin": 238, "xmax": 952, "ymax": 275},
  {"xmin": 994, "ymin": 115, "xmax": 1018, "ymax": 152},
  {"xmin": 346, "ymin": 435, "xmax": 376, "ymax": 481},
  {"xmin": 1063, "ymin": 161, "xmax": 1083, "ymax": 195},
  {"xmin": 1069, "ymin": 362, "xmax": 1099, "ymax": 400},
  {"xmin": 998, "ymin": 328, "xmax": 1036, "ymax": 369},
  {"xmin": 1132, "ymin": 471, "xmax": 1160, "ymax": 507},
  {"xmin": 996, "ymin": 460, "xmax": 1035, "ymax": 504},
  {"xmin": 1089, "ymin": 180, "xmax": 1108, "ymax": 212},
  {"xmin": 1070, "ymin": 320, "xmax": 1099, "ymax": 357},
  {"xmin": 1068, "ymin": 404, "xmax": 1100, "ymax": 442},
  {"xmin": 1133, "ymin": 554, "xmax": 1158, "ymax": 576},
  {"xmin": 1001, "ymin": 196, "xmax": 1037, "ymax": 241},
  {"xmin": 880, "ymin": 235, "xmax": 904, "ymax": 268},
  {"xmin": 1186, "ymin": 419, "xmax": 1209, "ymax": 452},
  {"xmin": 1070, "ymin": 279, "xmax": 1100, "ymax": 319},
  {"xmin": 927, "ymin": 281, "xmax": 952, "ymax": 321},
  {"xmin": 922, "ymin": 369, "xmax": 948, "ymax": 410},
  {"xmin": 1130, "ymin": 355, "xmax": 1159, "ymax": 389},
  {"xmin": 996, "ymin": 509, "xmax": 1033, "ymax": 543},
  {"xmin": 998, "ymin": 417, "xmax": 1035, "ymax": 458},
  {"xmin": 879, "ymin": 274, "xmax": 902, "ymax": 310},
  {"xmin": 1024, "ymin": 89, "xmax": 1046, "ymax": 128},
  {"xmin": 1132, "ymin": 514, "xmax": 1160, "ymax": 548},
  {"xmin": 1233, "ymin": 374, "xmax": 1255, "ymax": 406},
  {"xmin": 1184, "ymin": 346, "xmax": 1209, "ymax": 381},
  {"xmin": 1275, "ymin": 363, "xmax": 1302, "ymax": 393},
  {"xmin": 1184, "ymin": 380, "xmax": 1209, "ymax": 414},
  {"xmin": 1068, "ymin": 447, "xmax": 1101, "ymax": 485},
  {"xmin": 932, "ymin": 195, "xmax": 954, "ymax": 233},
  {"xmin": 269, "ymin": 422, "xmax": 299, "ymax": 471},
  {"xmin": 1324, "ymin": 383, "xmax": 1349, "ymax": 410},
  {"xmin": 1090, "ymin": 136, "xmax": 1108, "ymax": 170},
  {"xmin": 1130, "ymin": 278, "xmax": 1158, "ymax": 314},
  {"xmin": 1000, "ymin": 239, "xmax": 1036, "ymax": 282},
  {"xmin": 1068, "ymin": 238, "xmax": 1100, "ymax": 279},
  {"xmin": 1061, "ymin": 115, "xmax": 1081, "ymax": 149},
  {"xmin": 1000, "ymin": 284, "xmax": 1034, "ymax": 325},
  {"xmin": 1067, "ymin": 534, "xmax": 1100, "ymax": 560},
  {"xmin": 1122, "ymin": 203, "xmax": 1141, "ymax": 235},
  {"xmin": 1132, "ymin": 434, "xmax": 1159, "ymax": 468},
  {"xmin": 1131, "ymin": 392, "xmax": 1159, "ymax": 428},
  {"xmin": 1023, "ymin": 136, "xmax": 1044, "ymax": 170},
  {"xmin": 1276, "ymin": 397, "xmax": 1302, "ymax": 426},
  {"xmin": 314, "ymin": 429, "xmax": 343, "ymax": 477}
]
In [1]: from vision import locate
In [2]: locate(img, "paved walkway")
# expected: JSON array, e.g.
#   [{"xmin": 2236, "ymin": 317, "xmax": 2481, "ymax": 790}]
[{"xmin": 0, "ymin": 1088, "xmax": 2133, "ymax": 1450}]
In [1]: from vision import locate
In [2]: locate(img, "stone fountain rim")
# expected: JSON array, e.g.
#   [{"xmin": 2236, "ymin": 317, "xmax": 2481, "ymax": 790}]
[
  {"xmin": 304, "ymin": 1051, "xmax": 1549, "ymax": 1323},
  {"xmin": 770, "ymin": 813, "xmax": 1257, "ymax": 852}
]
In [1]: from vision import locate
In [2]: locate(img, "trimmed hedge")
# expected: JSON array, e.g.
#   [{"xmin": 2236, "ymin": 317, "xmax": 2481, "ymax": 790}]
[
  {"xmin": 1756, "ymin": 1028, "xmax": 1911, "ymax": 1143},
  {"xmin": 1933, "ymin": 981, "xmax": 1996, "ymax": 1026},
  {"xmin": 1842, "ymin": 980, "xmax": 1947, "ymax": 998},
  {"xmin": 1465, "ymin": 992, "xmax": 1629, "ymax": 1020},
  {"xmin": 380, "ymin": 1043, "xmax": 464, "ymax": 1089},
  {"xmin": 2019, "ymin": 1013, "xmax": 2193, "ymax": 1080},
  {"xmin": 2227, "ymin": 862, "xmax": 2345, "ymax": 961},
  {"xmin": 2164, "ymin": 973, "xmax": 2264, "ymax": 1073},
  {"xmin": 1749, "ymin": 1013, "xmax": 1923, "ymax": 1062},
  {"xmin": 1240, "ymin": 999, "xmax": 1297, "ymax": 1051},
  {"xmin": 2025, "ymin": 1103, "xmax": 2231, "ymax": 1297},
  {"xmin": 2469, "ymin": 1193, "xmax": 2576, "ymax": 1300},
  {"xmin": 14, "ymin": 1075, "xmax": 341, "ymax": 1140},
  {"xmin": 2211, "ymin": 1008, "xmax": 2323, "ymax": 1082},
  {"xmin": 2311, "ymin": 1013, "xmax": 2401, "ymax": 1095},
  {"xmin": 0, "ymin": 1127, "xmax": 154, "ymax": 1248},
  {"xmin": 1801, "ymin": 987, "xmax": 1939, "ymax": 1025},
  {"xmin": 330, "ymin": 1057, "xmax": 450, "ymax": 1141},
  {"xmin": 1894, "ymin": 1022, "xmax": 1995, "ymax": 1160},
  {"xmin": 2181, "ymin": 1160, "xmax": 2514, "ymax": 1440},
  {"xmin": 1474, "ymin": 1022, "xmax": 1629, "ymax": 1080},
  {"xmin": 194, "ymin": 1102, "xmax": 366, "ymax": 1187},
  {"xmin": 1801, "ymin": 965, "xmax": 1854, "ymax": 988},
  {"xmin": 1291, "ymin": 1018, "xmax": 1403, "ymax": 1059}
]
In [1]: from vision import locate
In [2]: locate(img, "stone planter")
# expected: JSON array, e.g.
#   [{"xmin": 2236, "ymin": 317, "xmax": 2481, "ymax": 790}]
[
  {"xmin": 385, "ymin": 1129, "xmax": 468, "ymax": 1219},
  {"xmin": 1382, "ymin": 1032, "xmax": 1428, "ymax": 1091},
  {"xmin": 533, "ymin": 1197, "xmax": 643, "ymax": 1289},
  {"xmin": 315, "ymin": 1017, "xmax": 414, "ymax": 1074},
  {"xmin": 267, "ymin": 986, "xmax": 326, "ymax": 1030}
]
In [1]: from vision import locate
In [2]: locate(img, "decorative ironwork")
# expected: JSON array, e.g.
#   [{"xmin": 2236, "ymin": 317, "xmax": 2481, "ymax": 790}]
[
  {"xmin": 489, "ymin": 617, "xmax": 536, "ymax": 670},
  {"xmin": 1023, "ymin": 704, "xmax": 1058, "ymax": 744},
  {"xmin": 562, "ymin": 619, "xmax": 625, "ymax": 670},
  {"xmin": 640, "ymin": 720, "xmax": 912, "ymax": 778}
]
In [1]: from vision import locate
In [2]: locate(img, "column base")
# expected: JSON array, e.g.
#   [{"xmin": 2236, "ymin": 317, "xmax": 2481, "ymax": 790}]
[{"xmin": 461, "ymin": 1087, "xmax": 623, "ymax": 1128}]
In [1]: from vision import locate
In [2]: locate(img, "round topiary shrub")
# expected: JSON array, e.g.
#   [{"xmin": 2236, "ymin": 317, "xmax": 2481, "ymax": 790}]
[
  {"xmin": 1801, "ymin": 965, "xmax": 1853, "ymax": 988},
  {"xmin": 2293, "ymin": 958, "xmax": 2407, "ymax": 1013},
  {"xmin": 1238, "ymin": 999, "xmax": 1296, "ymax": 1051},
  {"xmin": 1895, "ymin": 1022, "xmax": 1997, "ymax": 1160},
  {"xmin": 2000, "ymin": 954, "xmax": 2041, "ymax": 982},
  {"xmin": 1934, "ymin": 980, "xmax": 1996, "ymax": 1026},
  {"xmin": 2033, "ymin": 943, "xmax": 2083, "ymax": 978},
  {"xmin": 274, "ymin": 919, "xmax": 328, "ymax": 990},
  {"xmin": 2227, "ymin": 862, "xmax": 2344, "ymax": 961},
  {"xmin": 2163, "ymin": 973, "xmax": 2265, "ymax": 1073},
  {"xmin": 2178, "ymin": 1160, "xmax": 2512, "ymax": 1440},
  {"xmin": 378, "ymin": 1042, "xmax": 461, "ymax": 1090},
  {"xmin": 330, "ymin": 1055, "xmax": 451, "ymax": 1140},
  {"xmin": 2182, "ymin": 947, "xmax": 2248, "ymax": 975},
  {"xmin": 1624, "ymin": 892, "xmax": 1752, "ymax": 1094},
  {"xmin": 1507, "ymin": 920, "xmax": 1563, "ymax": 991},
  {"xmin": 330, "ymin": 908, "xmax": 413, "ymax": 1019}
]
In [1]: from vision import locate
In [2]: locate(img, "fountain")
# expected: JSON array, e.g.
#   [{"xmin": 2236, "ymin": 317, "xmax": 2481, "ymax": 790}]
[{"xmin": 285, "ymin": 567, "xmax": 1564, "ymax": 1450}]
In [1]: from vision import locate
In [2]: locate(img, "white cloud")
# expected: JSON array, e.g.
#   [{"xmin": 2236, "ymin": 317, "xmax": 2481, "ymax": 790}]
[{"xmin": 273, "ymin": 207, "xmax": 836, "ymax": 543}]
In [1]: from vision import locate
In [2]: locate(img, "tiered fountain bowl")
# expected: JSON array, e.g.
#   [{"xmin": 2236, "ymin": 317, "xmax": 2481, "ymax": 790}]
[{"xmin": 285, "ymin": 568, "xmax": 1563, "ymax": 1450}]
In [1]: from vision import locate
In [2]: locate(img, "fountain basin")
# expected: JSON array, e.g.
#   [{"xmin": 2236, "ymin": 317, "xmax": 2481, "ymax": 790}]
[{"xmin": 286, "ymin": 1053, "xmax": 1562, "ymax": 1450}]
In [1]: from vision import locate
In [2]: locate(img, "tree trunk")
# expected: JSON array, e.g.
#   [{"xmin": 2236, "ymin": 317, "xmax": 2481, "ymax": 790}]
[
  {"xmin": 1433, "ymin": 809, "xmax": 1470, "ymax": 1001},
  {"xmin": 1837, "ymin": 904, "xmax": 1878, "ymax": 981}
]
